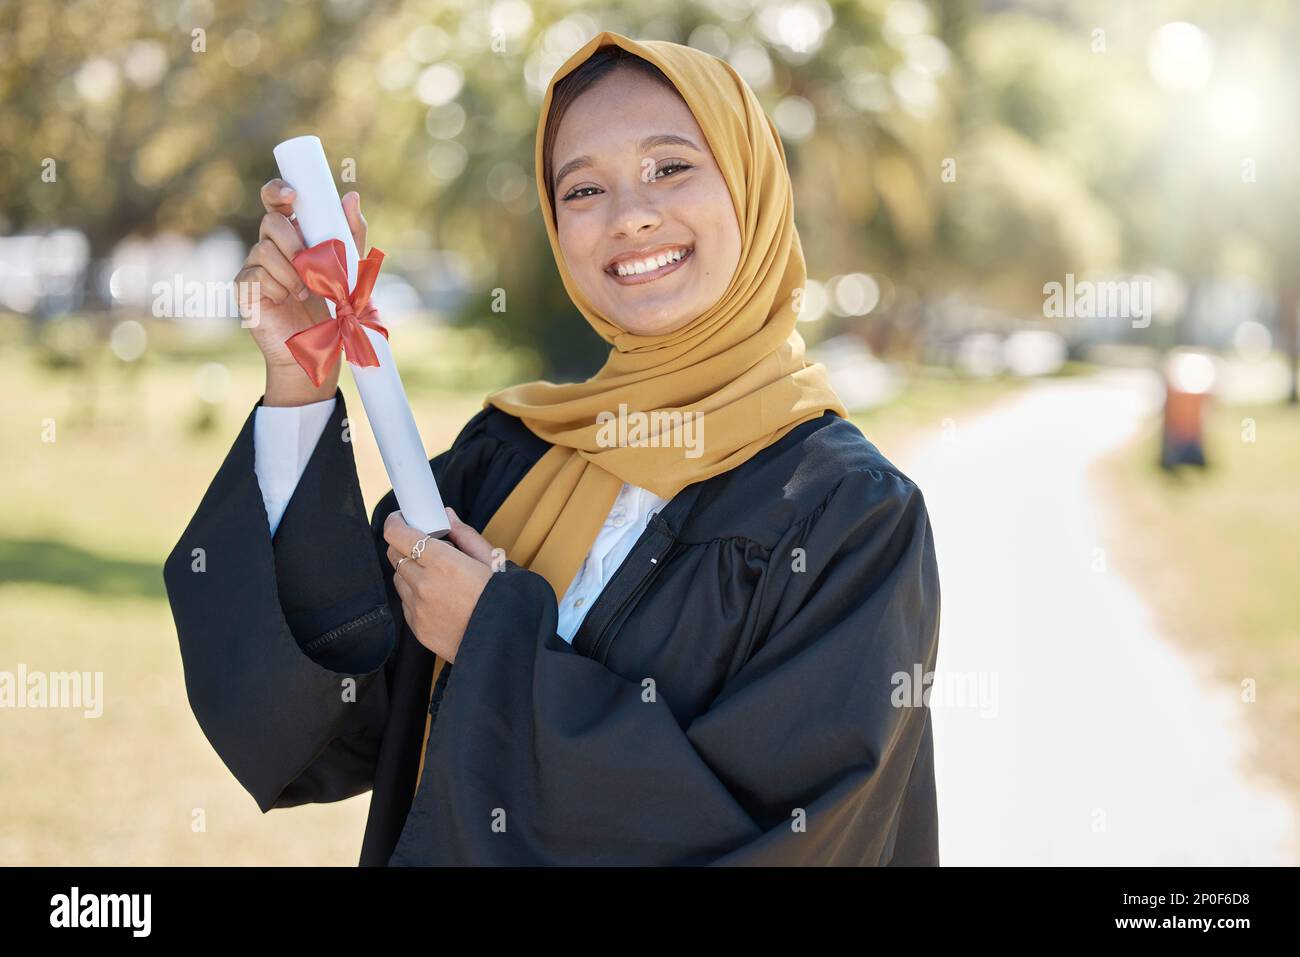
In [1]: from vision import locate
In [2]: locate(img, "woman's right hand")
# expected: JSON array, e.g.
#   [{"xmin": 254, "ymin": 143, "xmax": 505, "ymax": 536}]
[{"xmin": 235, "ymin": 180, "xmax": 367, "ymax": 405}]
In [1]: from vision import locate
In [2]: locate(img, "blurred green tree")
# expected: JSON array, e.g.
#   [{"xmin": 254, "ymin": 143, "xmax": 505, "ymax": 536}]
[
  {"xmin": 9, "ymin": 0, "xmax": 1289, "ymax": 393},
  {"xmin": 0, "ymin": 0, "xmax": 393, "ymax": 309}
]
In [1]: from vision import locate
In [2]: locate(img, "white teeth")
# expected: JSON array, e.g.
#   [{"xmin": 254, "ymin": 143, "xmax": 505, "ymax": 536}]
[{"xmin": 614, "ymin": 247, "xmax": 688, "ymax": 277}]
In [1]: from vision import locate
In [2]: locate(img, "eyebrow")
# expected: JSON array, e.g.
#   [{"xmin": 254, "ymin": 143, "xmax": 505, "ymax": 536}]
[{"xmin": 553, "ymin": 134, "xmax": 702, "ymax": 194}]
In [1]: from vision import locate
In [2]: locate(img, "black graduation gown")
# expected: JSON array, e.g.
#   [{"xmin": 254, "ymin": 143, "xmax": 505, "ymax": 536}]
[{"xmin": 162, "ymin": 387, "xmax": 941, "ymax": 866}]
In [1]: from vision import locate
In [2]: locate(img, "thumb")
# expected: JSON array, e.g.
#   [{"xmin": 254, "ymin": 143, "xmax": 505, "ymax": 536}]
[
  {"xmin": 445, "ymin": 507, "xmax": 497, "ymax": 565},
  {"xmin": 342, "ymin": 191, "xmax": 367, "ymax": 252}
]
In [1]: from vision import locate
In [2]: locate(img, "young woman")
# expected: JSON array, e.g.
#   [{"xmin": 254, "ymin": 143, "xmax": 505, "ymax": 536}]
[{"xmin": 164, "ymin": 31, "xmax": 941, "ymax": 866}]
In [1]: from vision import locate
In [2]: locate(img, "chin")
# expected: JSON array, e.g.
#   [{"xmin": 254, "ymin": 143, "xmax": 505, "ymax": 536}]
[{"xmin": 611, "ymin": 309, "xmax": 694, "ymax": 337}]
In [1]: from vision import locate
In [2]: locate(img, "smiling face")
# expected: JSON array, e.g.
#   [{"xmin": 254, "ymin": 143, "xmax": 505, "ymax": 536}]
[{"xmin": 549, "ymin": 66, "xmax": 743, "ymax": 338}]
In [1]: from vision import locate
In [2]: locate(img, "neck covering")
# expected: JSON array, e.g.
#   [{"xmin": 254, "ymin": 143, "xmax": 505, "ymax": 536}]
[{"xmin": 478, "ymin": 31, "xmax": 849, "ymax": 601}]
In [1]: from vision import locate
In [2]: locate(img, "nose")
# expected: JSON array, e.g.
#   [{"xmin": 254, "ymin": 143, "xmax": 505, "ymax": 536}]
[{"xmin": 607, "ymin": 182, "xmax": 662, "ymax": 239}]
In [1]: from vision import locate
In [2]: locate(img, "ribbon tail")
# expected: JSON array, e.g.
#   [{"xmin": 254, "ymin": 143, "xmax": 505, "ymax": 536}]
[{"xmin": 339, "ymin": 315, "xmax": 383, "ymax": 370}]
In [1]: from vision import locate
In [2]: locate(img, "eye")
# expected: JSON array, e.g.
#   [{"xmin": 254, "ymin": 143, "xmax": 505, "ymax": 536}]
[
  {"xmin": 560, "ymin": 184, "xmax": 602, "ymax": 202},
  {"xmin": 655, "ymin": 160, "xmax": 694, "ymax": 179}
]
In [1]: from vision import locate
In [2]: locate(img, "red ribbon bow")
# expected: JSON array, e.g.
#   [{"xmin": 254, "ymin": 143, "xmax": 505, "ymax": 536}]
[{"xmin": 285, "ymin": 238, "xmax": 389, "ymax": 387}]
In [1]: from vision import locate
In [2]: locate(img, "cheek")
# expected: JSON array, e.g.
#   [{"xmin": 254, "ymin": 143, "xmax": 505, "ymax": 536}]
[
  {"xmin": 685, "ymin": 180, "xmax": 740, "ymax": 267},
  {"xmin": 556, "ymin": 215, "xmax": 599, "ymax": 276}
]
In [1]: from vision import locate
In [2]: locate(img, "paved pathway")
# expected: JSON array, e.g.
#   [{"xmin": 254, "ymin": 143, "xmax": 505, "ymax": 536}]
[{"xmin": 892, "ymin": 370, "xmax": 1297, "ymax": 865}]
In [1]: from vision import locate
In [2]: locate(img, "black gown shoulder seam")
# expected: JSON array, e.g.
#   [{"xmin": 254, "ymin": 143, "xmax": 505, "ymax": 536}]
[{"xmin": 673, "ymin": 465, "xmax": 920, "ymax": 551}]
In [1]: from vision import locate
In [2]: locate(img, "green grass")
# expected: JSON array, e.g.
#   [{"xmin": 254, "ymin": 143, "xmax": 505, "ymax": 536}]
[
  {"xmin": 0, "ymin": 317, "xmax": 522, "ymax": 865},
  {"xmin": 1095, "ymin": 400, "xmax": 1300, "ymax": 800},
  {"xmin": 0, "ymin": 316, "xmax": 1030, "ymax": 864}
]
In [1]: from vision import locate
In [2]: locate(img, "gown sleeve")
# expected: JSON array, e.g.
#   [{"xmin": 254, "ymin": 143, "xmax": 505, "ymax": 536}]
[
  {"xmin": 391, "ymin": 466, "xmax": 941, "ymax": 865},
  {"xmin": 162, "ymin": 388, "xmax": 492, "ymax": 813}
]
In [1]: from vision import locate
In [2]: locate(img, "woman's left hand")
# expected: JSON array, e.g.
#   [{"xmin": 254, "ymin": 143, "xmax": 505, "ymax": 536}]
[{"xmin": 383, "ymin": 507, "xmax": 499, "ymax": 662}]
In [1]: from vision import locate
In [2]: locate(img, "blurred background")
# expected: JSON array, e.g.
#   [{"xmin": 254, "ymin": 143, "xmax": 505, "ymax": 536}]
[{"xmin": 1, "ymin": 0, "xmax": 1296, "ymax": 865}]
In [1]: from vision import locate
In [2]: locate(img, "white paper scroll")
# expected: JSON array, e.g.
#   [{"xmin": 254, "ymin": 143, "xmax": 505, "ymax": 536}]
[{"xmin": 273, "ymin": 135, "xmax": 450, "ymax": 538}]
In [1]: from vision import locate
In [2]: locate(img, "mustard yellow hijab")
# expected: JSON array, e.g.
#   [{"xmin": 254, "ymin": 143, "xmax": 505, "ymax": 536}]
[{"xmin": 479, "ymin": 31, "xmax": 849, "ymax": 601}]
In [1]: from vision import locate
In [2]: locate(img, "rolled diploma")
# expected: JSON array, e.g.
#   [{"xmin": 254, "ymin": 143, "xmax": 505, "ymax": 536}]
[{"xmin": 273, "ymin": 135, "xmax": 450, "ymax": 538}]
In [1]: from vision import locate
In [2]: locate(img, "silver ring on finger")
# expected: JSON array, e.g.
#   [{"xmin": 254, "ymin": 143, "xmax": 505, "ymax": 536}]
[
  {"xmin": 410, "ymin": 534, "xmax": 434, "ymax": 561},
  {"xmin": 394, "ymin": 556, "xmax": 410, "ymax": 574}
]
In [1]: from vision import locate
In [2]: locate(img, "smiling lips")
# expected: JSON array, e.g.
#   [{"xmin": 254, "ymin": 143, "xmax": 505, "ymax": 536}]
[{"xmin": 604, "ymin": 244, "xmax": 694, "ymax": 285}]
